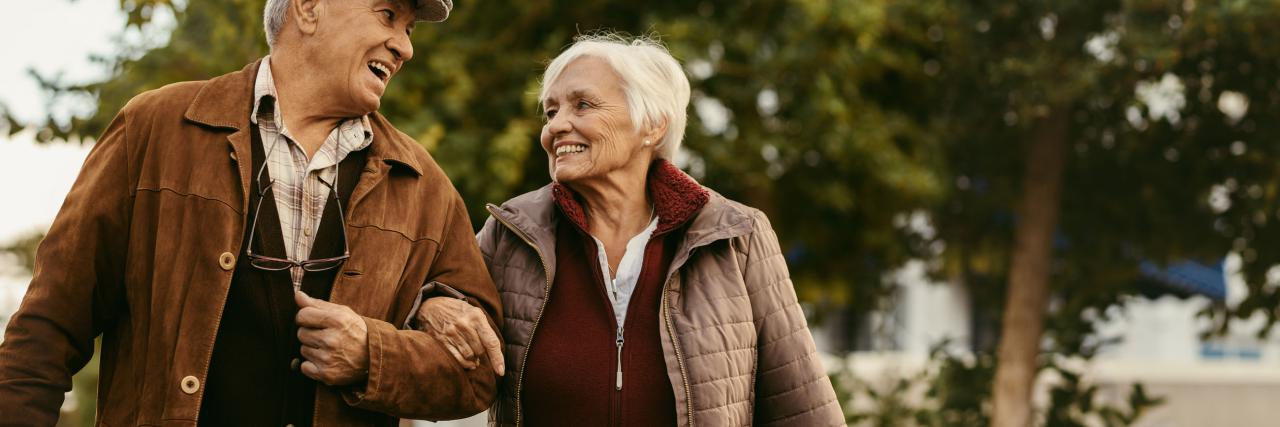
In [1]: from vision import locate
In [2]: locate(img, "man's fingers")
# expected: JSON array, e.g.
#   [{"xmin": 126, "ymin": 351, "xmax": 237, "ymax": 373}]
[
  {"xmin": 300, "ymin": 344, "xmax": 326, "ymax": 363},
  {"xmin": 295, "ymin": 290, "xmax": 341, "ymax": 311},
  {"xmin": 296, "ymin": 307, "xmax": 331, "ymax": 328},
  {"xmin": 297, "ymin": 327, "xmax": 326, "ymax": 348},
  {"xmin": 478, "ymin": 320, "xmax": 505, "ymax": 376},
  {"xmin": 300, "ymin": 360, "xmax": 325, "ymax": 383},
  {"xmin": 294, "ymin": 290, "xmax": 318, "ymax": 308}
]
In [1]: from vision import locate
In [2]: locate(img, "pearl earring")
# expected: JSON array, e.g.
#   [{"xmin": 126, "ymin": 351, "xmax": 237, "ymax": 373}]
[{"xmin": 643, "ymin": 140, "xmax": 652, "ymax": 146}]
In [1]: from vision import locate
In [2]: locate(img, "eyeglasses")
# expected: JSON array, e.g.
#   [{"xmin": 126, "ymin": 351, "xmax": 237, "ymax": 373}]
[{"xmin": 245, "ymin": 158, "xmax": 350, "ymax": 272}]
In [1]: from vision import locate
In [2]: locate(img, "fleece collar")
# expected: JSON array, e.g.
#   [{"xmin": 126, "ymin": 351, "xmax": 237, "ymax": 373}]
[{"xmin": 552, "ymin": 159, "xmax": 710, "ymax": 236}]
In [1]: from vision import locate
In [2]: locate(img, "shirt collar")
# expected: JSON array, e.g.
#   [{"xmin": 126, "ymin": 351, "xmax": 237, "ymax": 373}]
[{"xmin": 250, "ymin": 56, "xmax": 374, "ymax": 147}]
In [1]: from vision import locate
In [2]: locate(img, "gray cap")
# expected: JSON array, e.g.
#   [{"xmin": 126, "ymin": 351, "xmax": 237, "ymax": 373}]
[{"xmin": 414, "ymin": 0, "xmax": 453, "ymax": 22}]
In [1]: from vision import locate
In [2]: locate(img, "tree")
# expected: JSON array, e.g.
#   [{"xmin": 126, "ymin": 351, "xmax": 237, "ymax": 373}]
[
  {"xmin": 13, "ymin": 1, "xmax": 1280, "ymax": 425},
  {"xmin": 9, "ymin": 0, "xmax": 949, "ymax": 324},
  {"xmin": 924, "ymin": 1, "xmax": 1280, "ymax": 424}
]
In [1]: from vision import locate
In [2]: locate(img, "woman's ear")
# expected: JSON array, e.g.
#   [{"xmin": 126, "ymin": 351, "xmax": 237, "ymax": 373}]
[{"xmin": 642, "ymin": 118, "xmax": 669, "ymax": 150}]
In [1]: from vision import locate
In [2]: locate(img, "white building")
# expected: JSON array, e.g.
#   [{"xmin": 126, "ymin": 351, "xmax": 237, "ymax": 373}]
[{"xmin": 816, "ymin": 255, "xmax": 1280, "ymax": 426}]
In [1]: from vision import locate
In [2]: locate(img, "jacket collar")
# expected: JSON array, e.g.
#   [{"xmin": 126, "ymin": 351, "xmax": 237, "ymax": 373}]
[
  {"xmin": 182, "ymin": 58, "xmax": 423, "ymax": 176},
  {"xmin": 183, "ymin": 60, "xmax": 257, "ymax": 130},
  {"xmin": 486, "ymin": 184, "xmax": 559, "ymax": 267},
  {"xmin": 365, "ymin": 113, "xmax": 424, "ymax": 176},
  {"xmin": 490, "ymin": 160, "xmax": 754, "ymax": 260},
  {"xmin": 551, "ymin": 159, "xmax": 710, "ymax": 236}
]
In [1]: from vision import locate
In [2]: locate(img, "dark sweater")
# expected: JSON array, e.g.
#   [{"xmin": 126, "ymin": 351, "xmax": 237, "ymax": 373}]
[{"xmin": 199, "ymin": 123, "xmax": 375, "ymax": 426}]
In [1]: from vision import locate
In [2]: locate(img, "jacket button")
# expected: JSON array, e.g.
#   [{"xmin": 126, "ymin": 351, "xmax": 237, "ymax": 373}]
[
  {"xmin": 218, "ymin": 252, "xmax": 235, "ymax": 271},
  {"xmin": 290, "ymin": 358, "xmax": 301, "ymax": 371},
  {"xmin": 180, "ymin": 375, "xmax": 200, "ymax": 394}
]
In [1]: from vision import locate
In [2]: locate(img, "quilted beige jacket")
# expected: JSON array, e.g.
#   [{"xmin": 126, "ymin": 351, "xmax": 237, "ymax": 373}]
[{"xmin": 479, "ymin": 183, "xmax": 844, "ymax": 426}]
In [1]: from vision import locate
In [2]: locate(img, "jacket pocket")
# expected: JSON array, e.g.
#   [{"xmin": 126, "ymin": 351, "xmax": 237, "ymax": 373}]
[
  {"xmin": 330, "ymin": 225, "xmax": 422, "ymax": 322},
  {"xmin": 133, "ymin": 138, "xmax": 243, "ymax": 212}
]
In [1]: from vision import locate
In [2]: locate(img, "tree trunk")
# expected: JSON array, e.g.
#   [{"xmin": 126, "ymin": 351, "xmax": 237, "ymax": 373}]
[{"xmin": 991, "ymin": 107, "xmax": 1070, "ymax": 427}]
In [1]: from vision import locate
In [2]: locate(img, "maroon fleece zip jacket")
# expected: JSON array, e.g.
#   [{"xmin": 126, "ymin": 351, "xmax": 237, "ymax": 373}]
[{"xmin": 521, "ymin": 160, "xmax": 708, "ymax": 426}]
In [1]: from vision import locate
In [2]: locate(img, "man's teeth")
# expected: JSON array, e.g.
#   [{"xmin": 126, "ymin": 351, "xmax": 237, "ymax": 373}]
[
  {"xmin": 555, "ymin": 145, "xmax": 586, "ymax": 156},
  {"xmin": 368, "ymin": 61, "xmax": 390, "ymax": 79}
]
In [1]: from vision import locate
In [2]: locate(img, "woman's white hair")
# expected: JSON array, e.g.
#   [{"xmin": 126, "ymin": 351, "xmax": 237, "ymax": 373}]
[
  {"xmin": 263, "ymin": 0, "xmax": 290, "ymax": 48},
  {"xmin": 539, "ymin": 33, "xmax": 692, "ymax": 160}
]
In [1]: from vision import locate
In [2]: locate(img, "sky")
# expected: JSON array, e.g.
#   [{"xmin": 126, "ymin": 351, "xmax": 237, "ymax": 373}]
[{"xmin": 0, "ymin": 1, "xmax": 128, "ymax": 317}]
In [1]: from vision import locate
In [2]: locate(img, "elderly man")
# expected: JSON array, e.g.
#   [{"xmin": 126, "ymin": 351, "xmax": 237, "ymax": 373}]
[{"xmin": 0, "ymin": 0, "xmax": 502, "ymax": 425}]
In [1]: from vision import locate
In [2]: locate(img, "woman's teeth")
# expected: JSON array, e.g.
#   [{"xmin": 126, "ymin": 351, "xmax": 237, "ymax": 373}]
[{"xmin": 556, "ymin": 145, "xmax": 586, "ymax": 157}]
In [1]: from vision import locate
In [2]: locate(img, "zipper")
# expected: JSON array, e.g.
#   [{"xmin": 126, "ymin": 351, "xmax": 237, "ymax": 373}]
[
  {"xmin": 608, "ymin": 269, "xmax": 624, "ymax": 390},
  {"xmin": 661, "ymin": 275, "xmax": 694, "ymax": 427},
  {"xmin": 603, "ymin": 239, "xmax": 645, "ymax": 422},
  {"xmin": 616, "ymin": 325, "xmax": 625, "ymax": 390},
  {"xmin": 486, "ymin": 204, "xmax": 552, "ymax": 427}
]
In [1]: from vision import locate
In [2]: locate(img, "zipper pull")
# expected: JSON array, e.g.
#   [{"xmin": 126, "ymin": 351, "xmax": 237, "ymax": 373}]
[
  {"xmin": 616, "ymin": 328, "xmax": 625, "ymax": 390},
  {"xmin": 609, "ymin": 278, "xmax": 619, "ymax": 305}
]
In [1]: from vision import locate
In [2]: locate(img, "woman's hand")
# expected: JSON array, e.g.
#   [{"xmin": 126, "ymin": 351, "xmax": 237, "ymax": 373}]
[{"xmin": 416, "ymin": 297, "xmax": 505, "ymax": 376}]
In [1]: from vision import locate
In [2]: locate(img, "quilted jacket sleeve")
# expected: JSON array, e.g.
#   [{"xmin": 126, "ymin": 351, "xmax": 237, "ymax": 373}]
[{"xmin": 742, "ymin": 210, "xmax": 846, "ymax": 426}]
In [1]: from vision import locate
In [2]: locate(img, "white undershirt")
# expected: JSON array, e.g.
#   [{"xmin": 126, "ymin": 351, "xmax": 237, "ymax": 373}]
[{"xmin": 592, "ymin": 215, "xmax": 660, "ymax": 329}]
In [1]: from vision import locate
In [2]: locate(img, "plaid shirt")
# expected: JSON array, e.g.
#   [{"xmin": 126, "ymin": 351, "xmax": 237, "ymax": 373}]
[{"xmin": 252, "ymin": 57, "xmax": 373, "ymax": 288}]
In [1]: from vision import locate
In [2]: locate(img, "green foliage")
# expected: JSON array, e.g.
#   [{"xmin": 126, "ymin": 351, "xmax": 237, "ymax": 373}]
[
  {"xmin": 835, "ymin": 345, "xmax": 1163, "ymax": 427},
  {"xmin": 0, "ymin": 230, "xmax": 44, "ymax": 274},
  {"xmin": 10, "ymin": 0, "xmax": 954, "ymax": 320},
  {"xmin": 924, "ymin": 346, "xmax": 994, "ymax": 426},
  {"xmin": 836, "ymin": 344, "xmax": 996, "ymax": 426},
  {"xmin": 913, "ymin": 3, "xmax": 1279, "ymax": 419},
  {"xmin": 834, "ymin": 368, "xmax": 930, "ymax": 426},
  {"xmin": 1043, "ymin": 362, "xmax": 1164, "ymax": 427},
  {"xmin": 920, "ymin": 0, "xmax": 1280, "ymax": 347},
  {"xmin": 7, "ymin": 1, "xmax": 1280, "ymax": 424}
]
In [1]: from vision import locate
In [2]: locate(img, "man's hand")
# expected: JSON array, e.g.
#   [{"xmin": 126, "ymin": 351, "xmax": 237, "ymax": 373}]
[
  {"xmin": 415, "ymin": 297, "xmax": 505, "ymax": 376},
  {"xmin": 295, "ymin": 290, "xmax": 370, "ymax": 386}
]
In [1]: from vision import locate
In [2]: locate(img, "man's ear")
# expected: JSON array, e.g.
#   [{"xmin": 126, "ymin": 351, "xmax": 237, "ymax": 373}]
[{"xmin": 291, "ymin": 0, "xmax": 322, "ymax": 36}]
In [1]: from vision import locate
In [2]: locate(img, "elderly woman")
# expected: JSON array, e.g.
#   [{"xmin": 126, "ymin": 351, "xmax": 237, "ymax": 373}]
[{"xmin": 425, "ymin": 35, "xmax": 843, "ymax": 426}]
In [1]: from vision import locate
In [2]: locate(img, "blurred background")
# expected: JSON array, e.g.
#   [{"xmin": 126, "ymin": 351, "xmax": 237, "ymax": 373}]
[{"xmin": 2, "ymin": 0, "xmax": 1279, "ymax": 426}]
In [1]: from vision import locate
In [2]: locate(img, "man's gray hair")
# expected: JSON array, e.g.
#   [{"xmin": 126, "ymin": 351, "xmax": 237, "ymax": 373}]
[
  {"xmin": 539, "ymin": 33, "xmax": 692, "ymax": 160},
  {"xmin": 263, "ymin": 0, "xmax": 290, "ymax": 48}
]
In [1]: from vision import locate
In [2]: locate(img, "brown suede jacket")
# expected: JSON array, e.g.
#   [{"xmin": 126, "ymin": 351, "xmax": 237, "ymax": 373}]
[{"xmin": 0, "ymin": 60, "xmax": 500, "ymax": 426}]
